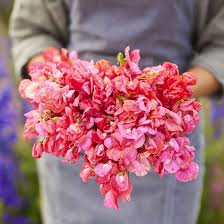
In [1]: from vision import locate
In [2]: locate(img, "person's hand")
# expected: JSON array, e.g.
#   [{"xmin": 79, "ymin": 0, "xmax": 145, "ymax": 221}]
[
  {"xmin": 188, "ymin": 66, "xmax": 222, "ymax": 99},
  {"xmin": 27, "ymin": 54, "xmax": 45, "ymax": 68},
  {"xmin": 22, "ymin": 54, "xmax": 45, "ymax": 79}
]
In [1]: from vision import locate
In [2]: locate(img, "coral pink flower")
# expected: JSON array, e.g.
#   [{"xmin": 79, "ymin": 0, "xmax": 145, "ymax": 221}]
[
  {"xmin": 43, "ymin": 137, "xmax": 56, "ymax": 153},
  {"xmin": 23, "ymin": 110, "xmax": 41, "ymax": 139},
  {"xmin": 80, "ymin": 163, "xmax": 95, "ymax": 182},
  {"xmin": 32, "ymin": 142, "xmax": 43, "ymax": 158}
]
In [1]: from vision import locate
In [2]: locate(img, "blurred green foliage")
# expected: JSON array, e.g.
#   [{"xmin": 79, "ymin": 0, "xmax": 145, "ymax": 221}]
[
  {"xmin": 15, "ymin": 138, "xmax": 42, "ymax": 224},
  {"xmin": 198, "ymin": 101, "xmax": 224, "ymax": 224}
]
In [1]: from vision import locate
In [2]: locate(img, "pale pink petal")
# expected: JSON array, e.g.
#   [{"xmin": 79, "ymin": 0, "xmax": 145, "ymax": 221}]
[
  {"xmin": 79, "ymin": 132, "xmax": 92, "ymax": 151},
  {"xmin": 166, "ymin": 119, "xmax": 182, "ymax": 132},
  {"xmin": 107, "ymin": 148, "xmax": 121, "ymax": 161},
  {"xmin": 24, "ymin": 82, "xmax": 40, "ymax": 99},
  {"xmin": 69, "ymin": 50, "xmax": 78, "ymax": 61},
  {"xmin": 115, "ymin": 173, "xmax": 129, "ymax": 191},
  {"xmin": 130, "ymin": 49, "xmax": 141, "ymax": 64},
  {"xmin": 134, "ymin": 134, "xmax": 145, "ymax": 148},
  {"xmin": 130, "ymin": 160, "xmax": 148, "ymax": 176},
  {"xmin": 169, "ymin": 138, "xmax": 180, "ymax": 152},
  {"xmin": 164, "ymin": 160, "xmax": 180, "ymax": 174},
  {"xmin": 86, "ymin": 117, "xmax": 95, "ymax": 129},
  {"xmin": 104, "ymin": 137, "xmax": 113, "ymax": 149},
  {"xmin": 35, "ymin": 123, "xmax": 47, "ymax": 136},
  {"xmin": 95, "ymin": 162, "xmax": 112, "ymax": 177},
  {"xmin": 82, "ymin": 82, "xmax": 91, "ymax": 95},
  {"xmin": 18, "ymin": 79, "xmax": 32, "ymax": 98},
  {"xmin": 123, "ymin": 147, "xmax": 137, "ymax": 164}
]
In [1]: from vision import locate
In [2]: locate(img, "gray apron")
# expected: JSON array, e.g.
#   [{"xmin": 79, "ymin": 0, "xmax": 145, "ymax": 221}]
[{"xmin": 38, "ymin": 1, "xmax": 204, "ymax": 223}]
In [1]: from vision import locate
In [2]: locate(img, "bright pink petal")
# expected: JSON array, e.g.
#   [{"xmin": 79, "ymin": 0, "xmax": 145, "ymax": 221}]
[
  {"xmin": 104, "ymin": 191, "xmax": 119, "ymax": 209},
  {"xmin": 175, "ymin": 162, "xmax": 199, "ymax": 182},
  {"xmin": 115, "ymin": 173, "xmax": 129, "ymax": 191},
  {"xmin": 95, "ymin": 162, "xmax": 112, "ymax": 177}
]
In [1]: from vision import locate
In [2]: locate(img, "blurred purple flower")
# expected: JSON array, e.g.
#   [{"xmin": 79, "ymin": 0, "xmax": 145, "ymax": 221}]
[
  {"xmin": 0, "ymin": 0, "xmax": 12, "ymax": 9},
  {"xmin": 0, "ymin": 157, "xmax": 21, "ymax": 207},
  {"xmin": 210, "ymin": 101, "xmax": 224, "ymax": 122},
  {"xmin": 0, "ymin": 56, "xmax": 30, "ymax": 223},
  {"xmin": 210, "ymin": 101, "xmax": 224, "ymax": 139},
  {"xmin": 2, "ymin": 213, "xmax": 31, "ymax": 224}
]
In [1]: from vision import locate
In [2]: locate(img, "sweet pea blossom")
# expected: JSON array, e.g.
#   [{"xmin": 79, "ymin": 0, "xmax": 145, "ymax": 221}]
[{"xmin": 19, "ymin": 46, "xmax": 201, "ymax": 209}]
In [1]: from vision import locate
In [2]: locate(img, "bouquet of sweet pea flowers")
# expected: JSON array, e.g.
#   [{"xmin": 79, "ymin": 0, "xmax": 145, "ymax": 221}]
[{"xmin": 19, "ymin": 46, "xmax": 201, "ymax": 209}]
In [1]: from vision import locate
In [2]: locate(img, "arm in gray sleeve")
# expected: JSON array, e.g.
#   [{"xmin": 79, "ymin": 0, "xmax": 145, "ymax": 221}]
[
  {"xmin": 191, "ymin": 0, "xmax": 224, "ymax": 98},
  {"xmin": 9, "ymin": 0, "xmax": 69, "ymax": 77}
]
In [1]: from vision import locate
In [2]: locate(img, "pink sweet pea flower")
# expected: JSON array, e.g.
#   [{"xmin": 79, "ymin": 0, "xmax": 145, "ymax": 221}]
[
  {"xmin": 18, "ymin": 79, "xmax": 32, "ymax": 98},
  {"xmin": 175, "ymin": 162, "xmax": 199, "ymax": 182},
  {"xmin": 95, "ymin": 161, "xmax": 113, "ymax": 177},
  {"xmin": 80, "ymin": 164, "xmax": 95, "ymax": 182},
  {"xmin": 19, "ymin": 46, "xmax": 202, "ymax": 209},
  {"xmin": 128, "ymin": 158, "xmax": 150, "ymax": 177},
  {"xmin": 125, "ymin": 46, "xmax": 141, "ymax": 74},
  {"xmin": 23, "ymin": 110, "xmax": 41, "ymax": 139},
  {"xmin": 133, "ymin": 134, "xmax": 146, "ymax": 149},
  {"xmin": 32, "ymin": 142, "xmax": 44, "ymax": 158},
  {"xmin": 43, "ymin": 137, "xmax": 56, "ymax": 153},
  {"xmin": 64, "ymin": 148, "xmax": 80, "ymax": 164},
  {"xmin": 23, "ymin": 82, "xmax": 40, "ymax": 100},
  {"xmin": 104, "ymin": 190, "xmax": 119, "ymax": 209},
  {"xmin": 120, "ymin": 179, "xmax": 133, "ymax": 202},
  {"xmin": 113, "ymin": 75, "xmax": 128, "ymax": 93},
  {"xmin": 115, "ymin": 173, "xmax": 129, "ymax": 192},
  {"xmin": 78, "ymin": 131, "xmax": 92, "ymax": 151},
  {"xmin": 107, "ymin": 148, "xmax": 122, "ymax": 161},
  {"xmin": 123, "ymin": 100, "xmax": 140, "ymax": 112}
]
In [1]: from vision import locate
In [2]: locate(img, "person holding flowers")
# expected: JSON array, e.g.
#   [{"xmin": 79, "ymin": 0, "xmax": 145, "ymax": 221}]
[{"xmin": 9, "ymin": 1, "xmax": 224, "ymax": 224}]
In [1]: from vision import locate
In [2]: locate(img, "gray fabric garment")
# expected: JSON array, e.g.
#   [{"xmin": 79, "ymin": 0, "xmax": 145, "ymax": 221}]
[
  {"xmin": 37, "ymin": 126, "xmax": 204, "ymax": 224},
  {"xmin": 66, "ymin": 0, "xmax": 196, "ymax": 73}
]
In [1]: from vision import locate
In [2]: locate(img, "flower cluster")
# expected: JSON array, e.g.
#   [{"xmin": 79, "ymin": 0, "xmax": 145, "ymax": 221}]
[{"xmin": 19, "ymin": 47, "xmax": 201, "ymax": 209}]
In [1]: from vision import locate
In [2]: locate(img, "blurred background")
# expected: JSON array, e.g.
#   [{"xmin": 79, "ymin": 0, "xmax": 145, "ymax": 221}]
[{"xmin": 1, "ymin": 1, "xmax": 224, "ymax": 224}]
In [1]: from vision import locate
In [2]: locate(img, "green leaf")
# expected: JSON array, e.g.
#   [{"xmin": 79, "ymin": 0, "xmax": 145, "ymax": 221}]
[
  {"xmin": 117, "ymin": 52, "xmax": 125, "ymax": 66},
  {"xmin": 118, "ymin": 95, "xmax": 127, "ymax": 101}
]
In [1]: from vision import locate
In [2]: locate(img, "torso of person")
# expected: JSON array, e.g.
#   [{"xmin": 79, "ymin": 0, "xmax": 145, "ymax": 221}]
[{"xmin": 66, "ymin": 0, "xmax": 196, "ymax": 73}]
